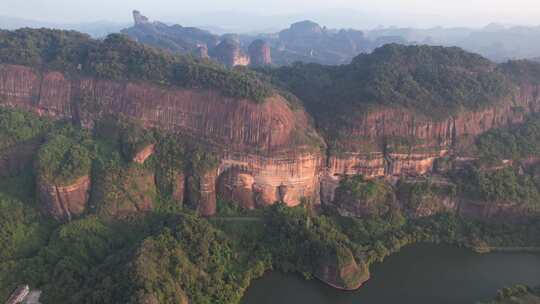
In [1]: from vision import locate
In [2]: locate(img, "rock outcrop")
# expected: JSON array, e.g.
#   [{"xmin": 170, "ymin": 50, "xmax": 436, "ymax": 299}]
[
  {"xmin": 210, "ymin": 39, "xmax": 250, "ymax": 67},
  {"xmin": 2, "ymin": 61, "xmax": 540, "ymax": 220},
  {"xmin": 133, "ymin": 10, "xmax": 150, "ymax": 26},
  {"xmin": 187, "ymin": 169, "xmax": 218, "ymax": 216},
  {"xmin": 132, "ymin": 144, "xmax": 155, "ymax": 164},
  {"xmin": 218, "ymin": 151, "xmax": 323, "ymax": 207},
  {"xmin": 315, "ymin": 247, "xmax": 370, "ymax": 290},
  {"xmin": 248, "ymin": 39, "xmax": 272, "ymax": 66},
  {"xmin": 37, "ymin": 175, "xmax": 91, "ymax": 221},
  {"xmin": 0, "ymin": 63, "xmax": 324, "ymax": 215}
]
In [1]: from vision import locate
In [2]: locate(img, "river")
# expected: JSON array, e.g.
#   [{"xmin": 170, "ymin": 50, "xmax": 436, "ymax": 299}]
[{"xmin": 242, "ymin": 244, "xmax": 540, "ymax": 304}]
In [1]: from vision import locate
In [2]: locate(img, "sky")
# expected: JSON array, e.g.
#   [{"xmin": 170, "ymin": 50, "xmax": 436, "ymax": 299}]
[{"xmin": 2, "ymin": 0, "xmax": 540, "ymax": 29}]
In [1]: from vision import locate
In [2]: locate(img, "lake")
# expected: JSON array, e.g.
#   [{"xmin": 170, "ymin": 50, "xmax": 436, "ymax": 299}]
[{"xmin": 242, "ymin": 244, "xmax": 540, "ymax": 304}]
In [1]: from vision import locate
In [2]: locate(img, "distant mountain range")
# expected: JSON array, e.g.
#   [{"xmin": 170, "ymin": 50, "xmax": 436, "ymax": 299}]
[
  {"xmin": 0, "ymin": 15, "xmax": 127, "ymax": 38},
  {"xmin": 368, "ymin": 23, "xmax": 540, "ymax": 62},
  {"xmin": 121, "ymin": 11, "xmax": 404, "ymax": 67},
  {"xmin": 2, "ymin": 12, "xmax": 540, "ymax": 64}
]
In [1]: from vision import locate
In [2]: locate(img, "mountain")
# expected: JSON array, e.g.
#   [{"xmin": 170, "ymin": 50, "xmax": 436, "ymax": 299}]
[
  {"xmin": 3, "ymin": 28, "xmax": 540, "ymax": 303},
  {"xmin": 367, "ymin": 24, "xmax": 540, "ymax": 62},
  {"xmin": 121, "ymin": 11, "xmax": 378, "ymax": 66},
  {"xmin": 0, "ymin": 15, "xmax": 126, "ymax": 38}
]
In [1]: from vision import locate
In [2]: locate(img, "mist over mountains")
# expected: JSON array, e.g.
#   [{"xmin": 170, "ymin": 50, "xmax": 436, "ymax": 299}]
[{"xmin": 1, "ymin": 9, "xmax": 540, "ymax": 63}]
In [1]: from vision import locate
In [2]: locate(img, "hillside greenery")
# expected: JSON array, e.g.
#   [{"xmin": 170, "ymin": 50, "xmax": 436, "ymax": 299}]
[
  {"xmin": 475, "ymin": 114, "xmax": 540, "ymax": 162},
  {"xmin": 0, "ymin": 108, "xmax": 51, "ymax": 151},
  {"xmin": 262, "ymin": 44, "xmax": 513, "ymax": 125},
  {"xmin": 0, "ymin": 28, "xmax": 273, "ymax": 102},
  {"xmin": 35, "ymin": 123, "xmax": 95, "ymax": 185}
]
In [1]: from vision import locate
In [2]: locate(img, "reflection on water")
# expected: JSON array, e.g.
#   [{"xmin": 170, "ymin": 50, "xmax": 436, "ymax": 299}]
[{"xmin": 242, "ymin": 244, "xmax": 540, "ymax": 304}]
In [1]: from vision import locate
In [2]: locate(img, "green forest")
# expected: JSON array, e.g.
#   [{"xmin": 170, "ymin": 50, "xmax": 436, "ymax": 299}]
[
  {"xmin": 0, "ymin": 29, "xmax": 273, "ymax": 102},
  {"xmin": 2, "ymin": 28, "xmax": 540, "ymax": 304}
]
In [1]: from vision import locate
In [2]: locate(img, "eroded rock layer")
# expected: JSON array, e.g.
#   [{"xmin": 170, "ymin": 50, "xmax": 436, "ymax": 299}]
[
  {"xmin": 37, "ymin": 175, "xmax": 91, "ymax": 221},
  {"xmin": 2, "ymin": 63, "xmax": 540, "ymax": 217}
]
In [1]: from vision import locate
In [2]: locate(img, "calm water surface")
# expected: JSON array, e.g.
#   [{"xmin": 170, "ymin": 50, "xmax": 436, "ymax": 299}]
[{"xmin": 242, "ymin": 244, "xmax": 540, "ymax": 304}]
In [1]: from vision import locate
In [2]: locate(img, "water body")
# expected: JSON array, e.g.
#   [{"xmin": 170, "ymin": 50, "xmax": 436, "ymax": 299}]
[{"xmin": 242, "ymin": 244, "xmax": 540, "ymax": 304}]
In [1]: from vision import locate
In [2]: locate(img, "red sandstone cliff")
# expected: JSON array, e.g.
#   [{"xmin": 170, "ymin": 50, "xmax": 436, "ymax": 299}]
[
  {"xmin": 0, "ymin": 63, "xmax": 324, "ymax": 211},
  {"xmin": 37, "ymin": 175, "xmax": 91, "ymax": 221},
  {"xmin": 3, "ymin": 63, "xmax": 540, "ymax": 219}
]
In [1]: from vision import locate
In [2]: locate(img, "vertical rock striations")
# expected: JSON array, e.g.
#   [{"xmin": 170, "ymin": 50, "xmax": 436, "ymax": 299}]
[
  {"xmin": 248, "ymin": 39, "xmax": 272, "ymax": 66},
  {"xmin": 37, "ymin": 175, "xmax": 91, "ymax": 222},
  {"xmin": 210, "ymin": 39, "xmax": 250, "ymax": 67}
]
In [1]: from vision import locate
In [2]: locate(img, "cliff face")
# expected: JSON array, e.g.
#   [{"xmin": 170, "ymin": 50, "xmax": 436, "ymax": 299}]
[
  {"xmin": 0, "ymin": 63, "xmax": 325, "ymax": 216},
  {"xmin": 248, "ymin": 39, "xmax": 272, "ymax": 66},
  {"xmin": 2, "ymin": 63, "xmax": 540, "ymax": 220},
  {"xmin": 37, "ymin": 175, "xmax": 91, "ymax": 221},
  {"xmin": 187, "ymin": 169, "xmax": 218, "ymax": 217},
  {"xmin": 0, "ymin": 64, "xmax": 308, "ymax": 153},
  {"xmin": 210, "ymin": 40, "xmax": 250, "ymax": 67},
  {"xmin": 324, "ymin": 88, "xmax": 540, "ymax": 188},
  {"xmin": 218, "ymin": 151, "xmax": 323, "ymax": 207}
]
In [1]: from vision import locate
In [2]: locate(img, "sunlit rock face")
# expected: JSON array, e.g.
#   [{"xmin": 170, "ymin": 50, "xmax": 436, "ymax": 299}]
[
  {"xmin": 248, "ymin": 39, "xmax": 272, "ymax": 66},
  {"xmin": 217, "ymin": 151, "xmax": 323, "ymax": 207},
  {"xmin": 210, "ymin": 39, "xmax": 250, "ymax": 67},
  {"xmin": 2, "ymin": 62, "xmax": 540, "ymax": 219}
]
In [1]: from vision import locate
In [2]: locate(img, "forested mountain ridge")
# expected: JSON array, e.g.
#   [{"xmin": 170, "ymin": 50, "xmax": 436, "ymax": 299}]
[{"xmin": 3, "ymin": 28, "xmax": 540, "ymax": 304}]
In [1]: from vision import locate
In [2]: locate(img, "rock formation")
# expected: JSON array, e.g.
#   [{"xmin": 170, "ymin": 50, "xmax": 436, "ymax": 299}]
[
  {"xmin": 0, "ymin": 63, "xmax": 323, "ymax": 215},
  {"xmin": 248, "ymin": 39, "xmax": 272, "ymax": 66},
  {"xmin": 314, "ymin": 247, "xmax": 370, "ymax": 290},
  {"xmin": 132, "ymin": 10, "xmax": 150, "ymax": 26},
  {"xmin": 210, "ymin": 39, "xmax": 250, "ymax": 67},
  {"xmin": 37, "ymin": 175, "xmax": 91, "ymax": 222},
  {"xmin": 132, "ymin": 144, "xmax": 155, "ymax": 164},
  {"xmin": 193, "ymin": 44, "xmax": 209, "ymax": 59},
  {"xmin": 1, "ymin": 55, "xmax": 540, "ymax": 220},
  {"xmin": 122, "ymin": 11, "xmax": 220, "ymax": 55},
  {"xmin": 187, "ymin": 169, "xmax": 218, "ymax": 216}
]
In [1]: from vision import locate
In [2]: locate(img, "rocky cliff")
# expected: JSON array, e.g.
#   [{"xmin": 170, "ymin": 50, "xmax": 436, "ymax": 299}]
[
  {"xmin": 248, "ymin": 39, "xmax": 272, "ymax": 66},
  {"xmin": 0, "ymin": 63, "xmax": 323, "ymax": 215},
  {"xmin": 2, "ymin": 61, "xmax": 540, "ymax": 217},
  {"xmin": 209, "ymin": 39, "xmax": 250, "ymax": 67},
  {"xmin": 37, "ymin": 175, "xmax": 91, "ymax": 221}
]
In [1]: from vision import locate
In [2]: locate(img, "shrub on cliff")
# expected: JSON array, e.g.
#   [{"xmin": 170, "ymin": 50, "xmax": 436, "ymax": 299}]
[
  {"xmin": 475, "ymin": 114, "xmax": 540, "ymax": 162},
  {"xmin": 35, "ymin": 124, "xmax": 94, "ymax": 185},
  {"xmin": 333, "ymin": 175, "xmax": 398, "ymax": 217},
  {"xmin": 0, "ymin": 108, "xmax": 50, "ymax": 151},
  {"xmin": 453, "ymin": 166, "xmax": 540, "ymax": 208},
  {"xmin": 499, "ymin": 59, "xmax": 540, "ymax": 85},
  {"xmin": 263, "ymin": 44, "xmax": 512, "ymax": 121},
  {"xmin": 0, "ymin": 29, "xmax": 274, "ymax": 102}
]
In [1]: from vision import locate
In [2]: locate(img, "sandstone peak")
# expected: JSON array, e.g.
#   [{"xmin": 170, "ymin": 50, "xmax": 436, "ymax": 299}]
[
  {"xmin": 133, "ymin": 10, "xmax": 150, "ymax": 26},
  {"xmin": 210, "ymin": 39, "xmax": 250, "ymax": 67},
  {"xmin": 289, "ymin": 20, "xmax": 323, "ymax": 35},
  {"xmin": 248, "ymin": 39, "xmax": 272, "ymax": 66}
]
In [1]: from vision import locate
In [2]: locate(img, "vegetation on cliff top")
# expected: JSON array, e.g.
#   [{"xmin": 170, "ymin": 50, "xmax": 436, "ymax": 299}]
[
  {"xmin": 482, "ymin": 285, "xmax": 540, "ymax": 304},
  {"xmin": 333, "ymin": 175, "xmax": 398, "ymax": 217},
  {"xmin": 0, "ymin": 28, "xmax": 273, "ymax": 102},
  {"xmin": 0, "ymin": 108, "xmax": 50, "ymax": 151},
  {"xmin": 262, "ymin": 44, "xmax": 514, "ymax": 125},
  {"xmin": 36, "ymin": 123, "xmax": 94, "ymax": 185},
  {"xmin": 475, "ymin": 113, "xmax": 540, "ymax": 162}
]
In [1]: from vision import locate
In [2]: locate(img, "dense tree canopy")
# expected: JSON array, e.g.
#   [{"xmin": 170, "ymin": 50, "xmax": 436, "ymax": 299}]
[
  {"xmin": 0, "ymin": 29, "xmax": 274, "ymax": 102},
  {"xmin": 262, "ymin": 44, "xmax": 514, "ymax": 122}
]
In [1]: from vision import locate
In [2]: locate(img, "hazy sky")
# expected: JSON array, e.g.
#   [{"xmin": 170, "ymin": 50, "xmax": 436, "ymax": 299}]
[{"xmin": 2, "ymin": 0, "xmax": 540, "ymax": 29}]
